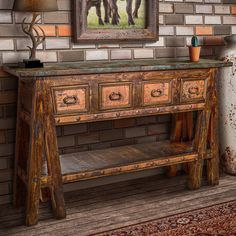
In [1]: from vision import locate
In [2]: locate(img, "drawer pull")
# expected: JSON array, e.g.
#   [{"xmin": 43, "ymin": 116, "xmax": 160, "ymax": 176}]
[
  {"xmin": 63, "ymin": 95, "xmax": 78, "ymax": 105},
  {"xmin": 188, "ymin": 86, "xmax": 199, "ymax": 96},
  {"xmin": 151, "ymin": 89, "xmax": 162, "ymax": 98},
  {"xmin": 109, "ymin": 92, "xmax": 122, "ymax": 101}
]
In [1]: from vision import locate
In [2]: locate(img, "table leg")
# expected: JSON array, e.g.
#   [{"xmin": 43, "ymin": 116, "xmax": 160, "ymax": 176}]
[
  {"xmin": 43, "ymin": 82, "xmax": 66, "ymax": 219},
  {"xmin": 207, "ymin": 73, "xmax": 219, "ymax": 186},
  {"xmin": 25, "ymin": 81, "xmax": 44, "ymax": 226},
  {"xmin": 13, "ymin": 81, "xmax": 27, "ymax": 208},
  {"xmin": 188, "ymin": 110, "xmax": 206, "ymax": 190},
  {"xmin": 167, "ymin": 113, "xmax": 183, "ymax": 177}
]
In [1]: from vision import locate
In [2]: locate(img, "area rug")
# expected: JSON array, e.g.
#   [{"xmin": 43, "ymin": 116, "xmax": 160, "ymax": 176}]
[{"xmin": 93, "ymin": 200, "xmax": 236, "ymax": 236}]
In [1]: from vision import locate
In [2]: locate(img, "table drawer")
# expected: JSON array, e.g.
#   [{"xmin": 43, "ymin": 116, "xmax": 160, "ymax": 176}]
[
  {"xmin": 99, "ymin": 82, "xmax": 133, "ymax": 110},
  {"xmin": 181, "ymin": 78, "xmax": 206, "ymax": 103},
  {"xmin": 52, "ymin": 85, "xmax": 89, "ymax": 114},
  {"xmin": 142, "ymin": 80, "xmax": 172, "ymax": 106}
]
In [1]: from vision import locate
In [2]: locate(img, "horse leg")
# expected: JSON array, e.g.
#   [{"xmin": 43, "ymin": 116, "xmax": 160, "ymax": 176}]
[
  {"xmin": 103, "ymin": 0, "xmax": 110, "ymax": 24},
  {"xmin": 96, "ymin": 2, "xmax": 104, "ymax": 25},
  {"xmin": 126, "ymin": 0, "xmax": 135, "ymax": 25},
  {"xmin": 86, "ymin": 1, "xmax": 92, "ymax": 16},
  {"xmin": 133, "ymin": 0, "xmax": 141, "ymax": 18},
  {"xmin": 111, "ymin": 0, "xmax": 119, "ymax": 25}
]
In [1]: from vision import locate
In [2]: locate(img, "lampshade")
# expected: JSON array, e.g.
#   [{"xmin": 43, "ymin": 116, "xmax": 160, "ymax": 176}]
[{"xmin": 13, "ymin": 0, "xmax": 58, "ymax": 12}]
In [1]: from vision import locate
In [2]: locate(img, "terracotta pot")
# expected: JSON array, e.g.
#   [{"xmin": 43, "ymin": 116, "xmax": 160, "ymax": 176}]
[{"xmin": 188, "ymin": 46, "xmax": 201, "ymax": 62}]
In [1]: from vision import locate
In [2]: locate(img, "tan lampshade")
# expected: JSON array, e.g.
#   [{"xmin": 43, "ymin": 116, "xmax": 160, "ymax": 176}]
[{"xmin": 13, "ymin": 0, "xmax": 58, "ymax": 12}]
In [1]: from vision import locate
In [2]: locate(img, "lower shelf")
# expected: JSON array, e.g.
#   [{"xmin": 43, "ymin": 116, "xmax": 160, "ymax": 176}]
[{"xmin": 58, "ymin": 140, "xmax": 199, "ymax": 184}]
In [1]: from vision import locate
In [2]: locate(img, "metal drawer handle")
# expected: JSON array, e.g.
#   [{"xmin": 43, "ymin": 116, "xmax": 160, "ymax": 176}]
[
  {"xmin": 151, "ymin": 89, "xmax": 163, "ymax": 97},
  {"xmin": 63, "ymin": 95, "xmax": 78, "ymax": 105},
  {"xmin": 109, "ymin": 92, "xmax": 122, "ymax": 101},
  {"xmin": 188, "ymin": 86, "xmax": 199, "ymax": 96}
]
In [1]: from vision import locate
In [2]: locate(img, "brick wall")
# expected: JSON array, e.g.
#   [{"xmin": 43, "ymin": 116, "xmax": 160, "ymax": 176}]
[{"xmin": 0, "ymin": 0, "xmax": 235, "ymax": 205}]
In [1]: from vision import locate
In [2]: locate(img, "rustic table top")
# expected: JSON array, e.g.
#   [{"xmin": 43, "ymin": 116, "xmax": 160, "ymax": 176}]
[{"xmin": 3, "ymin": 59, "xmax": 232, "ymax": 78}]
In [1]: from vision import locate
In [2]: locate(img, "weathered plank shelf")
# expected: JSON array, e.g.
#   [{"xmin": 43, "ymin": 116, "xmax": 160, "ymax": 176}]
[{"xmin": 58, "ymin": 141, "xmax": 198, "ymax": 184}]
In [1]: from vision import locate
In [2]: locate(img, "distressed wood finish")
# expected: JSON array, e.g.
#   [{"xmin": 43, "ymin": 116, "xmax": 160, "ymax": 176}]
[
  {"xmin": 142, "ymin": 80, "xmax": 171, "ymax": 106},
  {"xmin": 25, "ymin": 80, "xmax": 45, "ymax": 226},
  {"xmin": 3, "ymin": 60, "xmax": 231, "ymax": 226},
  {"xmin": 181, "ymin": 78, "xmax": 206, "ymax": 103},
  {"xmin": 99, "ymin": 82, "xmax": 133, "ymax": 110},
  {"xmin": 52, "ymin": 85, "xmax": 89, "ymax": 114},
  {"xmin": 207, "ymin": 69, "xmax": 220, "ymax": 186}
]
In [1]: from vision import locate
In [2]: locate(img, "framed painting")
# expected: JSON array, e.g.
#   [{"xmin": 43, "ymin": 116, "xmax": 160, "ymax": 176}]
[{"xmin": 73, "ymin": 0, "xmax": 159, "ymax": 43}]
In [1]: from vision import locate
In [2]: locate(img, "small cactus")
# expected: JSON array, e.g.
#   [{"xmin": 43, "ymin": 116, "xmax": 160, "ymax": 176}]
[{"xmin": 191, "ymin": 36, "xmax": 199, "ymax": 47}]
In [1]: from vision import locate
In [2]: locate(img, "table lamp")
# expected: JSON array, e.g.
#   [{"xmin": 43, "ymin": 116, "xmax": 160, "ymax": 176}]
[{"xmin": 13, "ymin": 0, "xmax": 58, "ymax": 68}]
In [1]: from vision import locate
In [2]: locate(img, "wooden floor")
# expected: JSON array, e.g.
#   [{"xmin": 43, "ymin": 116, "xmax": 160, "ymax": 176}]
[{"xmin": 0, "ymin": 174, "xmax": 236, "ymax": 236}]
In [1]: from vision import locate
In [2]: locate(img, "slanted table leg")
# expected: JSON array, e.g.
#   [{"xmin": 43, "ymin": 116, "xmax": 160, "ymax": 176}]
[
  {"xmin": 25, "ymin": 80, "xmax": 66, "ymax": 226},
  {"xmin": 13, "ymin": 81, "xmax": 26, "ymax": 208},
  {"xmin": 207, "ymin": 70, "xmax": 220, "ymax": 186},
  {"xmin": 188, "ymin": 111, "xmax": 204, "ymax": 190},
  {"xmin": 43, "ymin": 82, "xmax": 66, "ymax": 220},
  {"xmin": 25, "ymin": 80, "xmax": 45, "ymax": 226}
]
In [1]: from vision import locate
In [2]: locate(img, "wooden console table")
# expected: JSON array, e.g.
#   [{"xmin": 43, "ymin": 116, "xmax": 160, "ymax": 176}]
[{"xmin": 4, "ymin": 59, "xmax": 232, "ymax": 226}]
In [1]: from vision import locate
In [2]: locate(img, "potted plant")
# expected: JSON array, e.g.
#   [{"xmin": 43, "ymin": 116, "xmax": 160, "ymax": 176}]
[{"xmin": 189, "ymin": 36, "xmax": 201, "ymax": 62}]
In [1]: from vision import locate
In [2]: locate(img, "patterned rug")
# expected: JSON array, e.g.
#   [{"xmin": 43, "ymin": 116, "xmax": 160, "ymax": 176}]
[{"xmin": 93, "ymin": 200, "xmax": 236, "ymax": 236}]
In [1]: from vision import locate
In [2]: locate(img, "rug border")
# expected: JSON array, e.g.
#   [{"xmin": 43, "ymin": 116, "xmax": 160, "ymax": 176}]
[{"xmin": 89, "ymin": 199, "xmax": 236, "ymax": 236}]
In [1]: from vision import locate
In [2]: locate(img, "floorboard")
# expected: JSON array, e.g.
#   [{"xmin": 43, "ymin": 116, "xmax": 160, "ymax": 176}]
[{"xmin": 0, "ymin": 174, "xmax": 236, "ymax": 236}]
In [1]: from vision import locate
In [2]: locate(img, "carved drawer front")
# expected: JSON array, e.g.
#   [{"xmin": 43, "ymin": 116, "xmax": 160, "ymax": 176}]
[
  {"xmin": 52, "ymin": 85, "xmax": 89, "ymax": 114},
  {"xmin": 99, "ymin": 82, "xmax": 132, "ymax": 110},
  {"xmin": 142, "ymin": 81, "xmax": 172, "ymax": 106},
  {"xmin": 181, "ymin": 79, "xmax": 206, "ymax": 103}
]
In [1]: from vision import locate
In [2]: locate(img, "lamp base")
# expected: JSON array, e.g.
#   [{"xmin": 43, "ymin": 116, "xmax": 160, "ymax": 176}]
[{"xmin": 20, "ymin": 59, "xmax": 44, "ymax": 68}]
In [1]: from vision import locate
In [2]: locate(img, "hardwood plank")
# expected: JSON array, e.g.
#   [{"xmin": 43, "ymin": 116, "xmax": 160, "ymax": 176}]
[
  {"xmin": 0, "ymin": 175, "xmax": 187, "ymax": 227},
  {"xmin": 3, "ymin": 175, "xmax": 236, "ymax": 235},
  {"xmin": 83, "ymin": 192, "xmax": 236, "ymax": 236},
  {"xmin": 2, "ymin": 175, "xmax": 236, "ymax": 236},
  {"xmin": 29, "ymin": 182, "xmax": 236, "ymax": 236}
]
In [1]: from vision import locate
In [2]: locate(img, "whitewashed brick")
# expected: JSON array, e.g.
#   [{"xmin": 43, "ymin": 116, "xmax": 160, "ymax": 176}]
[
  {"xmin": 72, "ymin": 44, "xmax": 96, "ymax": 49},
  {"xmin": 134, "ymin": 49, "xmax": 154, "ymax": 59},
  {"xmin": 145, "ymin": 38, "xmax": 165, "ymax": 47},
  {"xmin": 223, "ymin": 16, "xmax": 236, "ymax": 25},
  {"xmin": 196, "ymin": 5, "xmax": 212, "ymax": 14},
  {"xmin": 57, "ymin": 0, "xmax": 71, "ymax": 10},
  {"xmin": 232, "ymin": 26, "xmax": 236, "ymax": 34},
  {"xmin": 159, "ymin": 15, "xmax": 164, "ymax": 25},
  {"xmin": 205, "ymin": 16, "xmax": 221, "ymax": 25},
  {"xmin": 159, "ymin": 26, "xmax": 174, "ymax": 36},
  {"xmin": 111, "ymin": 49, "xmax": 132, "ymax": 60},
  {"xmin": 2, "ymin": 51, "xmax": 29, "ymax": 63},
  {"xmin": 86, "ymin": 50, "xmax": 109, "ymax": 61},
  {"xmin": 98, "ymin": 44, "xmax": 119, "ymax": 49},
  {"xmin": 14, "ymin": 12, "xmax": 41, "ymax": 23},
  {"xmin": 185, "ymin": 0, "xmax": 203, "ymax": 2},
  {"xmin": 205, "ymin": 0, "xmax": 221, "ymax": 3},
  {"xmin": 36, "ymin": 51, "xmax": 57, "ymax": 62},
  {"xmin": 214, "ymin": 5, "xmax": 230, "ymax": 14},
  {"xmin": 16, "ymin": 38, "xmax": 43, "ymax": 50},
  {"xmin": 0, "ymin": 11, "xmax": 12, "ymax": 23},
  {"xmin": 185, "ymin": 15, "xmax": 203, "ymax": 24},
  {"xmin": 46, "ymin": 38, "xmax": 70, "ymax": 49},
  {"xmin": 159, "ymin": 3, "xmax": 173, "ymax": 13},
  {"xmin": 176, "ymin": 26, "xmax": 194, "ymax": 36},
  {"xmin": 0, "ymin": 0, "xmax": 14, "ymax": 9},
  {"xmin": 0, "ymin": 39, "xmax": 14, "ymax": 50}
]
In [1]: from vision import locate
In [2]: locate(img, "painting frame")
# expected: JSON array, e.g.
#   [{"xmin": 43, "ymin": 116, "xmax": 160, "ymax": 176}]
[{"xmin": 73, "ymin": 0, "xmax": 159, "ymax": 43}]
